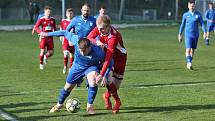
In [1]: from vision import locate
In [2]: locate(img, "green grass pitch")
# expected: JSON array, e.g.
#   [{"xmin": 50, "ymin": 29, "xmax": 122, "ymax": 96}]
[{"xmin": 1, "ymin": 27, "xmax": 215, "ymax": 121}]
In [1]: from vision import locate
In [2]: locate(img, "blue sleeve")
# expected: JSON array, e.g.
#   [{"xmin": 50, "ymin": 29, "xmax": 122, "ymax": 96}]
[
  {"xmin": 66, "ymin": 17, "xmax": 76, "ymax": 32},
  {"xmin": 198, "ymin": 13, "xmax": 206, "ymax": 32},
  {"xmin": 205, "ymin": 10, "xmax": 209, "ymax": 20},
  {"xmin": 47, "ymin": 30, "xmax": 79, "ymax": 45},
  {"xmin": 47, "ymin": 30, "xmax": 66, "ymax": 37},
  {"xmin": 104, "ymin": 59, "xmax": 114, "ymax": 78},
  {"xmin": 179, "ymin": 13, "xmax": 186, "ymax": 35}
]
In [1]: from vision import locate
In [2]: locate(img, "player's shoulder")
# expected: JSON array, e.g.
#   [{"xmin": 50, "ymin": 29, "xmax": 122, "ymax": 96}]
[{"xmin": 50, "ymin": 17, "xmax": 56, "ymax": 20}]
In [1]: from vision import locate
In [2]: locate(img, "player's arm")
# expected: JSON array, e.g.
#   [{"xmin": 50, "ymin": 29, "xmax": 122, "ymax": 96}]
[
  {"xmin": 178, "ymin": 13, "xmax": 186, "ymax": 42},
  {"xmin": 198, "ymin": 13, "xmax": 207, "ymax": 39},
  {"xmin": 34, "ymin": 19, "xmax": 43, "ymax": 34},
  {"xmin": 101, "ymin": 59, "xmax": 114, "ymax": 86},
  {"xmin": 88, "ymin": 27, "xmax": 102, "ymax": 45},
  {"xmin": 66, "ymin": 17, "xmax": 75, "ymax": 32},
  {"xmin": 100, "ymin": 37, "xmax": 118, "ymax": 77}
]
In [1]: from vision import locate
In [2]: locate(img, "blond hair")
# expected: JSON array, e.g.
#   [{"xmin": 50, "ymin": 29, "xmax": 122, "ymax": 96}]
[{"xmin": 96, "ymin": 15, "xmax": 111, "ymax": 27}]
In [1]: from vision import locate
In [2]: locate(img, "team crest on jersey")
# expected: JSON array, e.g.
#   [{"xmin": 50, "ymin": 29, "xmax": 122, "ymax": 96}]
[
  {"xmin": 195, "ymin": 15, "xmax": 198, "ymax": 19},
  {"xmin": 51, "ymin": 21, "xmax": 54, "ymax": 24},
  {"xmin": 86, "ymin": 56, "xmax": 92, "ymax": 59},
  {"xmin": 78, "ymin": 23, "xmax": 81, "ymax": 25},
  {"xmin": 90, "ymin": 22, "xmax": 93, "ymax": 26}
]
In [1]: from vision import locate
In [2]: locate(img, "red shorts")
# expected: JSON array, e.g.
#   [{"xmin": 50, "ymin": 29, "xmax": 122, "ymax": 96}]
[
  {"xmin": 62, "ymin": 39, "xmax": 75, "ymax": 54},
  {"xmin": 39, "ymin": 36, "xmax": 54, "ymax": 50},
  {"xmin": 113, "ymin": 53, "xmax": 127, "ymax": 79}
]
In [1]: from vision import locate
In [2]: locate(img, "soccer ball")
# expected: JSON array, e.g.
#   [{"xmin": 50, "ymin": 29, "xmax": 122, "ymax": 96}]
[{"xmin": 66, "ymin": 98, "xmax": 81, "ymax": 113}]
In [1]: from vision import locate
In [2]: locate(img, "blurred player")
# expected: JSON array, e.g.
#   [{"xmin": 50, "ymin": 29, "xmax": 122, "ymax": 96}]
[
  {"xmin": 88, "ymin": 15, "xmax": 127, "ymax": 114},
  {"xmin": 66, "ymin": 3, "xmax": 96, "ymax": 38},
  {"xmin": 60, "ymin": 8, "xmax": 74, "ymax": 74},
  {"xmin": 34, "ymin": 6, "xmax": 56, "ymax": 70},
  {"xmin": 41, "ymin": 31, "xmax": 111, "ymax": 115},
  {"xmin": 178, "ymin": 0, "xmax": 206, "ymax": 70},
  {"xmin": 205, "ymin": 2, "xmax": 215, "ymax": 45},
  {"xmin": 94, "ymin": 5, "xmax": 106, "ymax": 19}
]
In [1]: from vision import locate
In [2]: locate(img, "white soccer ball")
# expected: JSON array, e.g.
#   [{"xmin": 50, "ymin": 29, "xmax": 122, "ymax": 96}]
[{"xmin": 66, "ymin": 98, "xmax": 81, "ymax": 113}]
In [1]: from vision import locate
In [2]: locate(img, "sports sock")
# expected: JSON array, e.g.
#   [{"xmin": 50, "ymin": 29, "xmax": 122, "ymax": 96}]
[
  {"xmin": 107, "ymin": 83, "xmax": 120, "ymax": 101},
  {"xmin": 58, "ymin": 89, "xmax": 71, "ymax": 104},
  {"xmin": 39, "ymin": 55, "xmax": 44, "ymax": 64},
  {"xmin": 186, "ymin": 55, "xmax": 192, "ymax": 63},
  {"xmin": 64, "ymin": 57, "xmax": 68, "ymax": 67},
  {"xmin": 87, "ymin": 86, "xmax": 98, "ymax": 104}
]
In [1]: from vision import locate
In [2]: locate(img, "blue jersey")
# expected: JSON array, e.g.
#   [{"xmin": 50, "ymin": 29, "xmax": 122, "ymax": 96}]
[
  {"xmin": 48, "ymin": 30, "xmax": 105, "ymax": 68},
  {"xmin": 179, "ymin": 11, "xmax": 206, "ymax": 37},
  {"xmin": 205, "ymin": 9, "xmax": 215, "ymax": 24},
  {"xmin": 66, "ymin": 15, "xmax": 96, "ymax": 38}
]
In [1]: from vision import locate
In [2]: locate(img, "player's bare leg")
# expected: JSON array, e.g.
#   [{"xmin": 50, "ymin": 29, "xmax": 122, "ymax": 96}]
[{"xmin": 49, "ymin": 82, "xmax": 76, "ymax": 113}]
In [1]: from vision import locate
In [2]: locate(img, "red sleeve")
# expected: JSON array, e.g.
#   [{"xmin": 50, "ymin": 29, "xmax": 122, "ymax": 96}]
[
  {"xmin": 87, "ymin": 27, "xmax": 99, "ymax": 44},
  {"xmin": 100, "ymin": 37, "xmax": 118, "ymax": 77},
  {"xmin": 34, "ymin": 19, "xmax": 42, "ymax": 34}
]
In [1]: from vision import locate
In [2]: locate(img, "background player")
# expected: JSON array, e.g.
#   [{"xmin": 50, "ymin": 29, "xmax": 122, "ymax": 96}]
[
  {"xmin": 88, "ymin": 15, "xmax": 127, "ymax": 114},
  {"xmin": 178, "ymin": 0, "xmax": 206, "ymax": 70},
  {"xmin": 94, "ymin": 5, "xmax": 106, "ymax": 19},
  {"xmin": 60, "ymin": 8, "xmax": 74, "ymax": 74},
  {"xmin": 205, "ymin": 2, "xmax": 215, "ymax": 45},
  {"xmin": 34, "ymin": 6, "xmax": 56, "ymax": 70}
]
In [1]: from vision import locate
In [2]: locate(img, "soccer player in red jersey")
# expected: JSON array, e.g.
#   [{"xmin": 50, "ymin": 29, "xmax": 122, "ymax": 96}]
[
  {"xmin": 88, "ymin": 15, "xmax": 127, "ymax": 114},
  {"xmin": 60, "ymin": 8, "xmax": 74, "ymax": 74},
  {"xmin": 34, "ymin": 6, "xmax": 56, "ymax": 70}
]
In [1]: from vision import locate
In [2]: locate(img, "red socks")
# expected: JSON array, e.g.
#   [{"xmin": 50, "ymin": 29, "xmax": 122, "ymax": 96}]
[{"xmin": 107, "ymin": 83, "xmax": 120, "ymax": 101}]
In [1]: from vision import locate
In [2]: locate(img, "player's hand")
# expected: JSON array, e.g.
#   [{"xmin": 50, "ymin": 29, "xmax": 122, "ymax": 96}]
[
  {"xmin": 178, "ymin": 34, "xmax": 182, "ymax": 43},
  {"xmin": 203, "ymin": 32, "xmax": 207, "ymax": 39},
  {"xmin": 95, "ymin": 74, "xmax": 102, "ymax": 84},
  {"xmin": 96, "ymin": 40, "xmax": 104, "ymax": 48},
  {"xmin": 101, "ymin": 77, "xmax": 108, "ymax": 87}
]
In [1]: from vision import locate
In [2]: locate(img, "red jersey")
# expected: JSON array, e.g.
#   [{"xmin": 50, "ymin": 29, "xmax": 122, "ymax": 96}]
[
  {"xmin": 60, "ymin": 19, "xmax": 71, "ymax": 45},
  {"xmin": 88, "ymin": 26, "xmax": 127, "ymax": 77},
  {"xmin": 35, "ymin": 16, "xmax": 56, "ymax": 33}
]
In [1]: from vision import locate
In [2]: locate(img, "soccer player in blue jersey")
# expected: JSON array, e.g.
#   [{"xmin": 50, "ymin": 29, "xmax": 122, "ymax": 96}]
[
  {"xmin": 66, "ymin": 3, "xmax": 96, "ymax": 38},
  {"xmin": 41, "ymin": 30, "xmax": 111, "ymax": 114},
  {"xmin": 205, "ymin": 2, "xmax": 215, "ymax": 45},
  {"xmin": 94, "ymin": 5, "xmax": 106, "ymax": 19},
  {"xmin": 178, "ymin": 0, "xmax": 206, "ymax": 70}
]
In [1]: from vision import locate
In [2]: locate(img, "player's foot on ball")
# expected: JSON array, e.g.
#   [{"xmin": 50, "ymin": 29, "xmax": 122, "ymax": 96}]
[
  {"xmin": 49, "ymin": 104, "xmax": 63, "ymax": 113},
  {"xmin": 87, "ymin": 104, "xmax": 95, "ymax": 115},
  {"xmin": 103, "ymin": 93, "xmax": 112, "ymax": 110},
  {"xmin": 186, "ymin": 63, "xmax": 193, "ymax": 70},
  {"xmin": 112, "ymin": 100, "xmax": 121, "ymax": 114},
  {"xmin": 43, "ymin": 55, "xmax": 48, "ymax": 64},
  {"xmin": 63, "ymin": 66, "xmax": 67, "ymax": 74},
  {"xmin": 40, "ymin": 64, "xmax": 44, "ymax": 70}
]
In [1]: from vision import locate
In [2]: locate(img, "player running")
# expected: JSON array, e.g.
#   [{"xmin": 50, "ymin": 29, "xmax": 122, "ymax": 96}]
[
  {"xmin": 88, "ymin": 15, "xmax": 127, "ymax": 114},
  {"xmin": 60, "ymin": 8, "xmax": 74, "ymax": 74},
  {"xmin": 34, "ymin": 6, "xmax": 56, "ymax": 70},
  {"xmin": 41, "ymin": 30, "xmax": 112, "ymax": 115},
  {"xmin": 178, "ymin": 0, "xmax": 206, "ymax": 70},
  {"xmin": 205, "ymin": 2, "xmax": 215, "ymax": 46}
]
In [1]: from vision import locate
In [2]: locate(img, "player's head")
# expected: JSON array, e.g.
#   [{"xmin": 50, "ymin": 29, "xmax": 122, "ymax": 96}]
[
  {"xmin": 96, "ymin": 15, "xmax": 111, "ymax": 35},
  {"xmin": 188, "ymin": 0, "xmax": 196, "ymax": 12},
  {"xmin": 66, "ymin": 8, "xmax": 74, "ymax": 19},
  {"xmin": 99, "ymin": 5, "xmax": 106, "ymax": 16},
  {"xmin": 78, "ymin": 37, "xmax": 91, "ymax": 56},
  {"xmin": 81, "ymin": 3, "xmax": 90, "ymax": 19},
  {"xmin": 209, "ymin": 2, "xmax": 214, "ymax": 9},
  {"xmin": 44, "ymin": 6, "xmax": 52, "ymax": 17}
]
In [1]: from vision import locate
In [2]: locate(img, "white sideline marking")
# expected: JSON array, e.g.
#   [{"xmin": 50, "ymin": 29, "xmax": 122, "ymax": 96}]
[
  {"xmin": 4, "ymin": 81, "xmax": 215, "ymax": 95},
  {"xmin": 0, "ymin": 109, "xmax": 18, "ymax": 121}
]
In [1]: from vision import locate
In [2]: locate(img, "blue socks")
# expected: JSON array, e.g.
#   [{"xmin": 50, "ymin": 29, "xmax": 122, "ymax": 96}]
[
  {"xmin": 58, "ymin": 89, "xmax": 71, "ymax": 104},
  {"xmin": 87, "ymin": 86, "xmax": 98, "ymax": 104},
  {"xmin": 186, "ymin": 56, "xmax": 192, "ymax": 63}
]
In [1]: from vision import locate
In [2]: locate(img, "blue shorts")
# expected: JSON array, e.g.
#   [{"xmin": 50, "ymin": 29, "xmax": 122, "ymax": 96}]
[
  {"xmin": 207, "ymin": 23, "xmax": 215, "ymax": 32},
  {"xmin": 66, "ymin": 64, "xmax": 99, "ymax": 84},
  {"xmin": 185, "ymin": 36, "xmax": 198, "ymax": 49}
]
